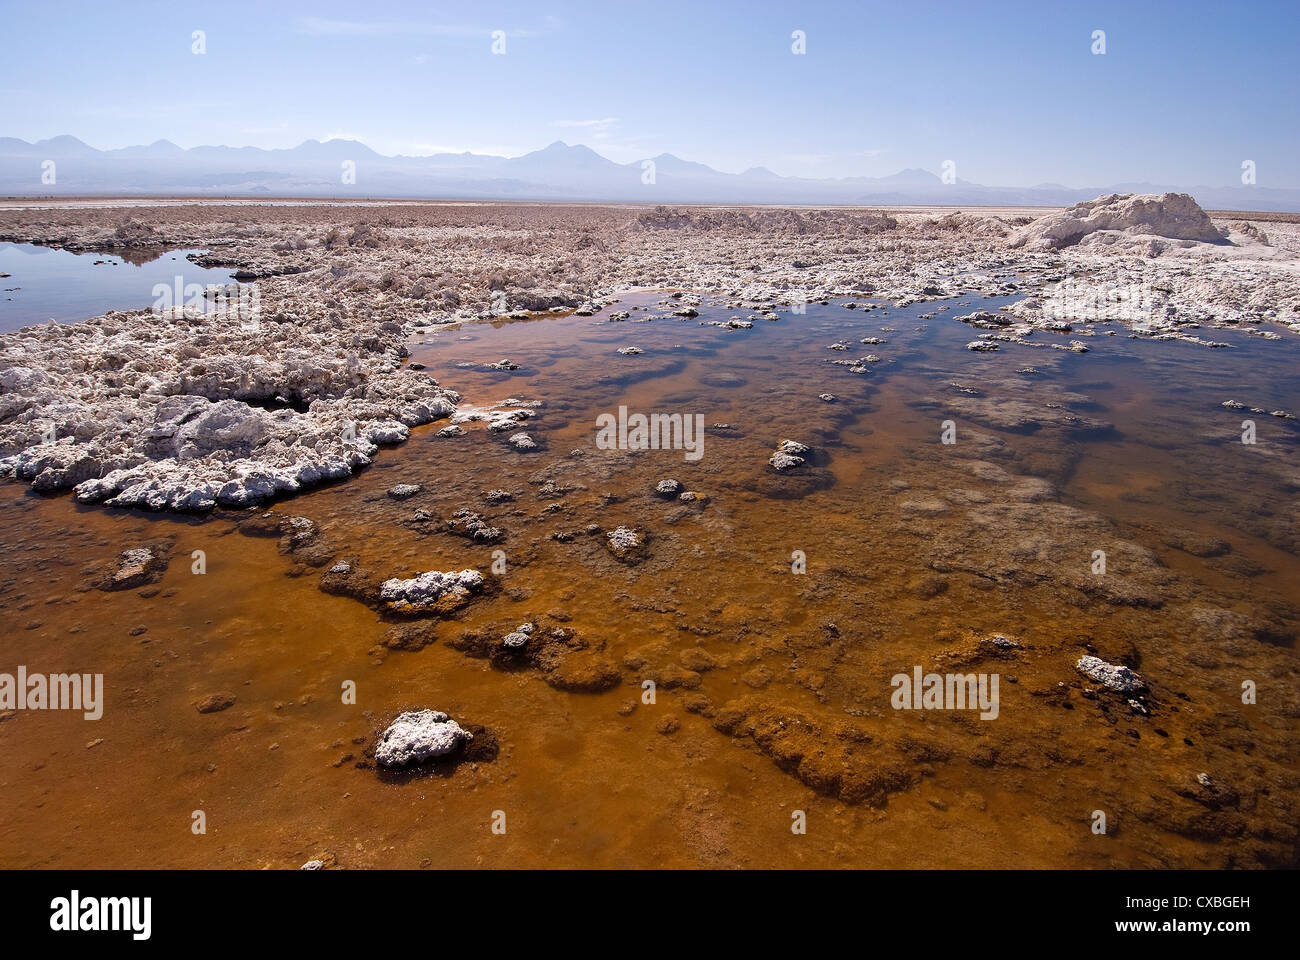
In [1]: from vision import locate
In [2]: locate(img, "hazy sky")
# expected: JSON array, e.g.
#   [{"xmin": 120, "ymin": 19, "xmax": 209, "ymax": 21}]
[{"xmin": 2, "ymin": 0, "xmax": 1297, "ymax": 187}]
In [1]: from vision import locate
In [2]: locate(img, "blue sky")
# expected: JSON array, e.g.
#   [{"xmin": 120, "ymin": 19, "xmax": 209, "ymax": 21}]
[{"xmin": 1, "ymin": 0, "xmax": 1296, "ymax": 187}]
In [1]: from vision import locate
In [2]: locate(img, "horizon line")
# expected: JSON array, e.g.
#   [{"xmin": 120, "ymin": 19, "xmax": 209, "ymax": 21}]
[{"xmin": 3, "ymin": 133, "xmax": 1285, "ymax": 193}]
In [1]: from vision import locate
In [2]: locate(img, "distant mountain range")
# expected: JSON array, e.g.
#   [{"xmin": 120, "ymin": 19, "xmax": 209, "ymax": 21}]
[{"xmin": 2, "ymin": 135, "xmax": 1298, "ymax": 211}]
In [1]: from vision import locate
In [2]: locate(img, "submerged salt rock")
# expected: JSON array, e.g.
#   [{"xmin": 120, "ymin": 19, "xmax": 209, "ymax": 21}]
[
  {"xmin": 280, "ymin": 516, "xmax": 320, "ymax": 554},
  {"xmin": 195, "ymin": 693, "xmax": 236, "ymax": 714},
  {"xmin": 1012, "ymin": 193, "xmax": 1225, "ymax": 251},
  {"xmin": 1076, "ymin": 655, "xmax": 1146, "ymax": 693},
  {"xmin": 446, "ymin": 508, "xmax": 502, "ymax": 542},
  {"xmin": 98, "ymin": 540, "xmax": 172, "ymax": 591},
  {"xmin": 985, "ymin": 634, "xmax": 1022, "ymax": 650},
  {"xmin": 374, "ymin": 709, "xmax": 472, "ymax": 767}
]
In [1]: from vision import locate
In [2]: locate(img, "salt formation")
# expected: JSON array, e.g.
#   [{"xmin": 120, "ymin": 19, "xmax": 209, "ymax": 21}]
[
  {"xmin": 1075, "ymin": 655, "xmax": 1146, "ymax": 694},
  {"xmin": 1011, "ymin": 193, "xmax": 1225, "ymax": 251},
  {"xmin": 379, "ymin": 568, "xmax": 485, "ymax": 614},
  {"xmin": 0, "ymin": 307, "xmax": 459, "ymax": 511},
  {"xmin": 768, "ymin": 439, "xmax": 811, "ymax": 471},
  {"xmin": 374, "ymin": 709, "xmax": 473, "ymax": 767}
]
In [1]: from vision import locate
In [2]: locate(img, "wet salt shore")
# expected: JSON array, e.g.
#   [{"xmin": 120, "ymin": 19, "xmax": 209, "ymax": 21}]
[{"xmin": 0, "ymin": 199, "xmax": 1298, "ymax": 869}]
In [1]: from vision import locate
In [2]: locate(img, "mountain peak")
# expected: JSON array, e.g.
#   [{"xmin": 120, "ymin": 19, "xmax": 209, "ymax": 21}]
[{"xmin": 40, "ymin": 135, "xmax": 91, "ymax": 148}]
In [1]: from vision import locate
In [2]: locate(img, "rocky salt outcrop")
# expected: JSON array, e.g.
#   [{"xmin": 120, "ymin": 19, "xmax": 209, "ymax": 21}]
[
  {"xmin": 955, "ymin": 310, "xmax": 1013, "ymax": 328},
  {"xmin": 374, "ymin": 709, "xmax": 473, "ymax": 767},
  {"xmin": 606, "ymin": 526, "xmax": 644, "ymax": 562},
  {"xmin": 1011, "ymin": 193, "xmax": 1225, "ymax": 251},
  {"xmin": 446, "ymin": 508, "xmax": 502, "ymax": 543},
  {"xmin": 450, "ymin": 403, "xmax": 538, "ymax": 433},
  {"xmin": 769, "ymin": 439, "xmax": 811, "ymax": 471},
  {"xmin": 1076, "ymin": 655, "xmax": 1147, "ymax": 693},
  {"xmin": 379, "ymin": 568, "xmax": 485, "ymax": 615},
  {"xmin": 0, "ymin": 305, "xmax": 461, "ymax": 512},
  {"xmin": 655, "ymin": 478, "xmax": 682, "ymax": 497},
  {"xmin": 500, "ymin": 622, "xmax": 534, "ymax": 651}
]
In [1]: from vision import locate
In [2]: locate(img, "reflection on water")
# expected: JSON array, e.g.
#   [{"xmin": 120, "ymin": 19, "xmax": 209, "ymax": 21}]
[
  {"xmin": 0, "ymin": 289, "xmax": 1297, "ymax": 869},
  {"xmin": 0, "ymin": 242, "xmax": 238, "ymax": 330}
]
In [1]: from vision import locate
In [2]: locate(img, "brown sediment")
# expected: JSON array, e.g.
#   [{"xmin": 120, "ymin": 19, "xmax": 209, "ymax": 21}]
[{"xmin": 0, "ymin": 203, "xmax": 1298, "ymax": 869}]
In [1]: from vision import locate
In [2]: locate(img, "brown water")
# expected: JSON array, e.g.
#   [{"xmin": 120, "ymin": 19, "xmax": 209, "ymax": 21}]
[{"xmin": 2, "ymin": 292, "xmax": 1297, "ymax": 868}]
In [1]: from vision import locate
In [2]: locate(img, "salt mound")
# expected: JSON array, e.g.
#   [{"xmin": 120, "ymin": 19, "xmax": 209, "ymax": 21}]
[{"xmin": 1011, "ymin": 193, "xmax": 1225, "ymax": 251}]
